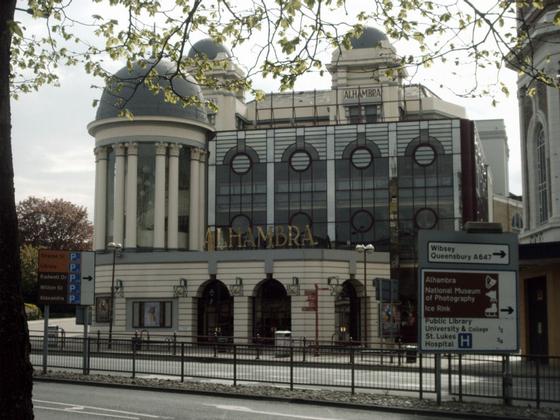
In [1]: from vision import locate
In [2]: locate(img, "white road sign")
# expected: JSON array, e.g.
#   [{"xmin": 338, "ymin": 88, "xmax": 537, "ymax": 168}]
[
  {"xmin": 420, "ymin": 269, "xmax": 517, "ymax": 352},
  {"xmin": 428, "ymin": 241, "xmax": 510, "ymax": 265}
]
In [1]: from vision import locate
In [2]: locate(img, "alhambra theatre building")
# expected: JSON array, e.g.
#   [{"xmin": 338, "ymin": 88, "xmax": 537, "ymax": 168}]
[{"xmin": 88, "ymin": 28, "xmax": 491, "ymax": 343}]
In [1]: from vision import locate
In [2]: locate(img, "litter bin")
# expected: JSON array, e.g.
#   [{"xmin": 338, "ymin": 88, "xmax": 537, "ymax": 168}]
[
  {"xmin": 405, "ymin": 345, "xmax": 417, "ymax": 363},
  {"xmin": 274, "ymin": 330, "xmax": 291, "ymax": 357}
]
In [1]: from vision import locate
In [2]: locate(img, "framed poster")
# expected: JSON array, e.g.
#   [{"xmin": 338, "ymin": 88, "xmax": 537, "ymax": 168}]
[
  {"xmin": 143, "ymin": 301, "xmax": 161, "ymax": 327},
  {"xmin": 95, "ymin": 296, "xmax": 111, "ymax": 323}
]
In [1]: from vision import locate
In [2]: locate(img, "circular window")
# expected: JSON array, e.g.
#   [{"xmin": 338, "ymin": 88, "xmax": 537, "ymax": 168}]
[
  {"xmin": 351, "ymin": 209, "xmax": 374, "ymax": 233},
  {"xmin": 231, "ymin": 153, "xmax": 252, "ymax": 174},
  {"xmin": 415, "ymin": 207, "xmax": 438, "ymax": 229},
  {"xmin": 351, "ymin": 147, "xmax": 373, "ymax": 169},
  {"xmin": 230, "ymin": 214, "xmax": 252, "ymax": 231},
  {"xmin": 413, "ymin": 144, "xmax": 436, "ymax": 166},
  {"xmin": 289, "ymin": 151, "xmax": 311, "ymax": 172},
  {"xmin": 289, "ymin": 211, "xmax": 312, "ymax": 231}
]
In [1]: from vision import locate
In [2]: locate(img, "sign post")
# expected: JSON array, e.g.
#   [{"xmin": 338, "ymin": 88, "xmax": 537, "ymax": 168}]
[
  {"xmin": 418, "ymin": 230, "xmax": 519, "ymax": 353},
  {"xmin": 38, "ymin": 250, "xmax": 95, "ymax": 372}
]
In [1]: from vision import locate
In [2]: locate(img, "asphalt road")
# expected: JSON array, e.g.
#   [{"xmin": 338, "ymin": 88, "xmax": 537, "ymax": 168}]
[{"xmin": 33, "ymin": 381, "xmax": 443, "ymax": 420}]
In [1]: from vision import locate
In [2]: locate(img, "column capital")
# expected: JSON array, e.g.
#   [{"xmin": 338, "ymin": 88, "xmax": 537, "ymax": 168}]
[
  {"xmin": 155, "ymin": 142, "xmax": 168, "ymax": 156},
  {"xmin": 191, "ymin": 147, "xmax": 202, "ymax": 161},
  {"xmin": 169, "ymin": 143, "xmax": 182, "ymax": 158},
  {"xmin": 127, "ymin": 142, "xmax": 138, "ymax": 156},
  {"xmin": 198, "ymin": 149, "xmax": 208, "ymax": 163},
  {"xmin": 94, "ymin": 146, "xmax": 107, "ymax": 161},
  {"xmin": 114, "ymin": 143, "xmax": 127, "ymax": 156}
]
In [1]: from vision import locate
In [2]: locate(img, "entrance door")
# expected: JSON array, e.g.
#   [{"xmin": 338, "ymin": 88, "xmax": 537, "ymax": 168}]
[
  {"xmin": 335, "ymin": 281, "xmax": 361, "ymax": 342},
  {"xmin": 197, "ymin": 280, "xmax": 233, "ymax": 341},
  {"xmin": 526, "ymin": 276, "xmax": 548, "ymax": 356},
  {"xmin": 253, "ymin": 278, "xmax": 291, "ymax": 342}
]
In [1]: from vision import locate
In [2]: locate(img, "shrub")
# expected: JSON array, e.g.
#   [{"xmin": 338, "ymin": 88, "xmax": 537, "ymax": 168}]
[{"xmin": 25, "ymin": 303, "xmax": 42, "ymax": 320}]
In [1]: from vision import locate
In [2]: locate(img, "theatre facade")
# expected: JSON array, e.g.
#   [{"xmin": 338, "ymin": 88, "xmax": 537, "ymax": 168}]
[{"xmin": 88, "ymin": 28, "xmax": 490, "ymax": 343}]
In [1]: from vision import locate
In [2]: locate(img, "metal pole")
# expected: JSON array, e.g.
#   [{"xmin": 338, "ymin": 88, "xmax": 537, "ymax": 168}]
[
  {"xmin": 108, "ymin": 247, "xmax": 116, "ymax": 349},
  {"xmin": 363, "ymin": 252, "xmax": 368, "ymax": 346},
  {"xmin": 435, "ymin": 354, "xmax": 442, "ymax": 405},
  {"xmin": 42, "ymin": 304, "xmax": 50, "ymax": 374},
  {"xmin": 315, "ymin": 283, "xmax": 319, "ymax": 356},
  {"xmin": 82, "ymin": 306, "xmax": 89, "ymax": 375}
]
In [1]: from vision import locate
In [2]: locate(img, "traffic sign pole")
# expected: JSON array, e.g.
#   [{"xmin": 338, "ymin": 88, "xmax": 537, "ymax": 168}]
[{"xmin": 42, "ymin": 304, "xmax": 49, "ymax": 374}]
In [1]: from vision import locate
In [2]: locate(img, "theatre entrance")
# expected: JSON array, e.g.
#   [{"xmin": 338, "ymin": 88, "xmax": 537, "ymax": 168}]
[
  {"xmin": 335, "ymin": 280, "xmax": 361, "ymax": 342},
  {"xmin": 197, "ymin": 279, "xmax": 233, "ymax": 341},
  {"xmin": 253, "ymin": 277, "xmax": 291, "ymax": 342}
]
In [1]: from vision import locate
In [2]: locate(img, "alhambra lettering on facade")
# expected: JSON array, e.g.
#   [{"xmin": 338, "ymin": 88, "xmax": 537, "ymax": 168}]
[
  {"xmin": 343, "ymin": 87, "xmax": 382, "ymax": 100},
  {"xmin": 205, "ymin": 225, "xmax": 318, "ymax": 250}
]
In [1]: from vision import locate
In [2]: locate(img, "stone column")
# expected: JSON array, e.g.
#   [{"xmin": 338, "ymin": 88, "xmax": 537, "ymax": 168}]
[
  {"xmin": 125, "ymin": 143, "xmax": 138, "ymax": 249},
  {"xmin": 94, "ymin": 146, "xmax": 108, "ymax": 251},
  {"xmin": 198, "ymin": 150, "xmax": 207, "ymax": 249},
  {"xmin": 154, "ymin": 142, "xmax": 167, "ymax": 249},
  {"xmin": 189, "ymin": 147, "xmax": 201, "ymax": 250},
  {"xmin": 113, "ymin": 143, "xmax": 126, "ymax": 246},
  {"xmin": 167, "ymin": 143, "xmax": 181, "ymax": 249}
]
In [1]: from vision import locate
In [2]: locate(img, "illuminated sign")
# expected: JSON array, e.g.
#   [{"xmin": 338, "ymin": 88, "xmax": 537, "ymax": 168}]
[{"xmin": 205, "ymin": 225, "xmax": 318, "ymax": 251}]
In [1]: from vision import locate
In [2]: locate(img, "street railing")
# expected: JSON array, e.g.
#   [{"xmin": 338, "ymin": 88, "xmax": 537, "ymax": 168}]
[{"xmin": 30, "ymin": 334, "xmax": 560, "ymax": 406}]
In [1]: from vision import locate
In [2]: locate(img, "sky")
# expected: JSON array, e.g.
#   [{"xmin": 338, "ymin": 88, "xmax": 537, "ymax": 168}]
[{"xmin": 11, "ymin": 2, "xmax": 522, "ymax": 221}]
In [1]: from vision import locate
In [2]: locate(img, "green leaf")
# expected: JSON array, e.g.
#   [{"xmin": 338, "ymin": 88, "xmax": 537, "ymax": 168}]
[
  {"xmin": 8, "ymin": 21, "xmax": 23, "ymax": 38},
  {"xmin": 554, "ymin": 11, "xmax": 560, "ymax": 26}
]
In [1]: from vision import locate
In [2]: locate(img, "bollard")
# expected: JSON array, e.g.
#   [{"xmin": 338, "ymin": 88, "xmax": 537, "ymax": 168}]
[{"xmin": 502, "ymin": 355, "xmax": 513, "ymax": 406}]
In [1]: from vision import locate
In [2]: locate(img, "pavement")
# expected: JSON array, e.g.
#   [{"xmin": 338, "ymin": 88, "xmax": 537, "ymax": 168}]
[{"xmin": 28, "ymin": 317, "xmax": 84, "ymax": 337}]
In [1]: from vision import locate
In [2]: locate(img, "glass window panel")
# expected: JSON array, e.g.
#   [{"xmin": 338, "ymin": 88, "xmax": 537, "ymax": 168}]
[
  {"xmin": 290, "ymin": 151, "xmax": 311, "ymax": 171},
  {"xmin": 414, "ymin": 144, "xmax": 436, "ymax": 166},
  {"xmin": 137, "ymin": 144, "xmax": 155, "ymax": 248},
  {"xmin": 351, "ymin": 148, "xmax": 373, "ymax": 169},
  {"xmin": 231, "ymin": 153, "xmax": 252, "ymax": 174}
]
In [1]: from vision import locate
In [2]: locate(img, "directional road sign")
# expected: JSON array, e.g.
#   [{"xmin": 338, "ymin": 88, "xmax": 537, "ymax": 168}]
[
  {"xmin": 38, "ymin": 250, "xmax": 95, "ymax": 305},
  {"xmin": 418, "ymin": 230, "xmax": 518, "ymax": 353},
  {"xmin": 427, "ymin": 241, "xmax": 510, "ymax": 265}
]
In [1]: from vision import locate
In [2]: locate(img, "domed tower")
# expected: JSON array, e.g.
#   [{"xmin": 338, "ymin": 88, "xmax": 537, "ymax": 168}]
[
  {"xmin": 88, "ymin": 60, "xmax": 213, "ymax": 252},
  {"xmin": 187, "ymin": 38, "xmax": 248, "ymax": 131},
  {"xmin": 327, "ymin": 27, "xmax": 405, "ymax": 122}
]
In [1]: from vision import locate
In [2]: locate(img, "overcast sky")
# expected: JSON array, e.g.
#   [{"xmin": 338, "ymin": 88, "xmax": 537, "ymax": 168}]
[{"xmin": 11, "ymin": 3, "xmax": 522, "ymax": 221}]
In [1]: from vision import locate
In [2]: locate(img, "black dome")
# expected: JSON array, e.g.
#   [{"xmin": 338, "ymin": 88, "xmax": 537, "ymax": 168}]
[
  {"xmin": 187, "ymin": 38, "xmax": 231, "ymax": 60},
  {"xmin": 95, "ymin": 60, "xmax": 208, "ymax": 123},
  {"xmin": 349, "ymin": 27, "xmax": 388, "ymax": 49}
]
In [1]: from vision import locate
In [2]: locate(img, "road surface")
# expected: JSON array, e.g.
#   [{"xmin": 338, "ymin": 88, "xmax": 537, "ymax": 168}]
[{"xmin": 33, "ymin": 381, "xmax": 446, "ymax": 420}]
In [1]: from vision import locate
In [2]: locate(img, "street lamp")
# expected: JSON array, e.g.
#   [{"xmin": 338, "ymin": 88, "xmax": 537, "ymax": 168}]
[
  {"xmin": 355, "ymin": 243, "xmax": 374, "ymax": 346},
  {"xmin": 107, "ymin": 241, "xmax": 122, "ymax": 349}
]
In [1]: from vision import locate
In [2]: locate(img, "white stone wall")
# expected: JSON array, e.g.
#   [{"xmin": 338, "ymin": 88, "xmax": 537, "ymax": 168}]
[{"xmin": 92, "ymin": 253, "xmax": 390, "ymax": 343}]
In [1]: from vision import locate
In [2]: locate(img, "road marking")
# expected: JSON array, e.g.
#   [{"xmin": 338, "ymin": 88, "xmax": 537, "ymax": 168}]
[
  {"xmin": 34, "ymin": 406, "xmax": 138, "ymax": 419},
  {"xmin": 33, "ymin": 399, "xmax": 173, "ymax": 419},
  {"xmin": 208, "ymin": 404, "xmax": 343, "ymax": 420}
]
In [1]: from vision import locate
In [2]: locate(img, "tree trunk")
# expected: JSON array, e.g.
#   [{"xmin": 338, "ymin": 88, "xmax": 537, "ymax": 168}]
[{"xmin": 0, "ymin": 1, "xmax": 35, "ymax": 418}]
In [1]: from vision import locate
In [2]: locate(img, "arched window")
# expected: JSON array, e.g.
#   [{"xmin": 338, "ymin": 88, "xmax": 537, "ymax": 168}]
[
  {"xmin": 215, "ymin": 145, "xmax": 266, "ymax": 234},
  {"xmin": 535, "ymin": 127, "xmax": 550, "ymax": 224},
  {"xmin": 275, "ymin": 142, "xmax": 327, "ymax": 245},
  {"xmin": 335, "ymin": 139, "xmax": 388, "ymax": 248}
]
